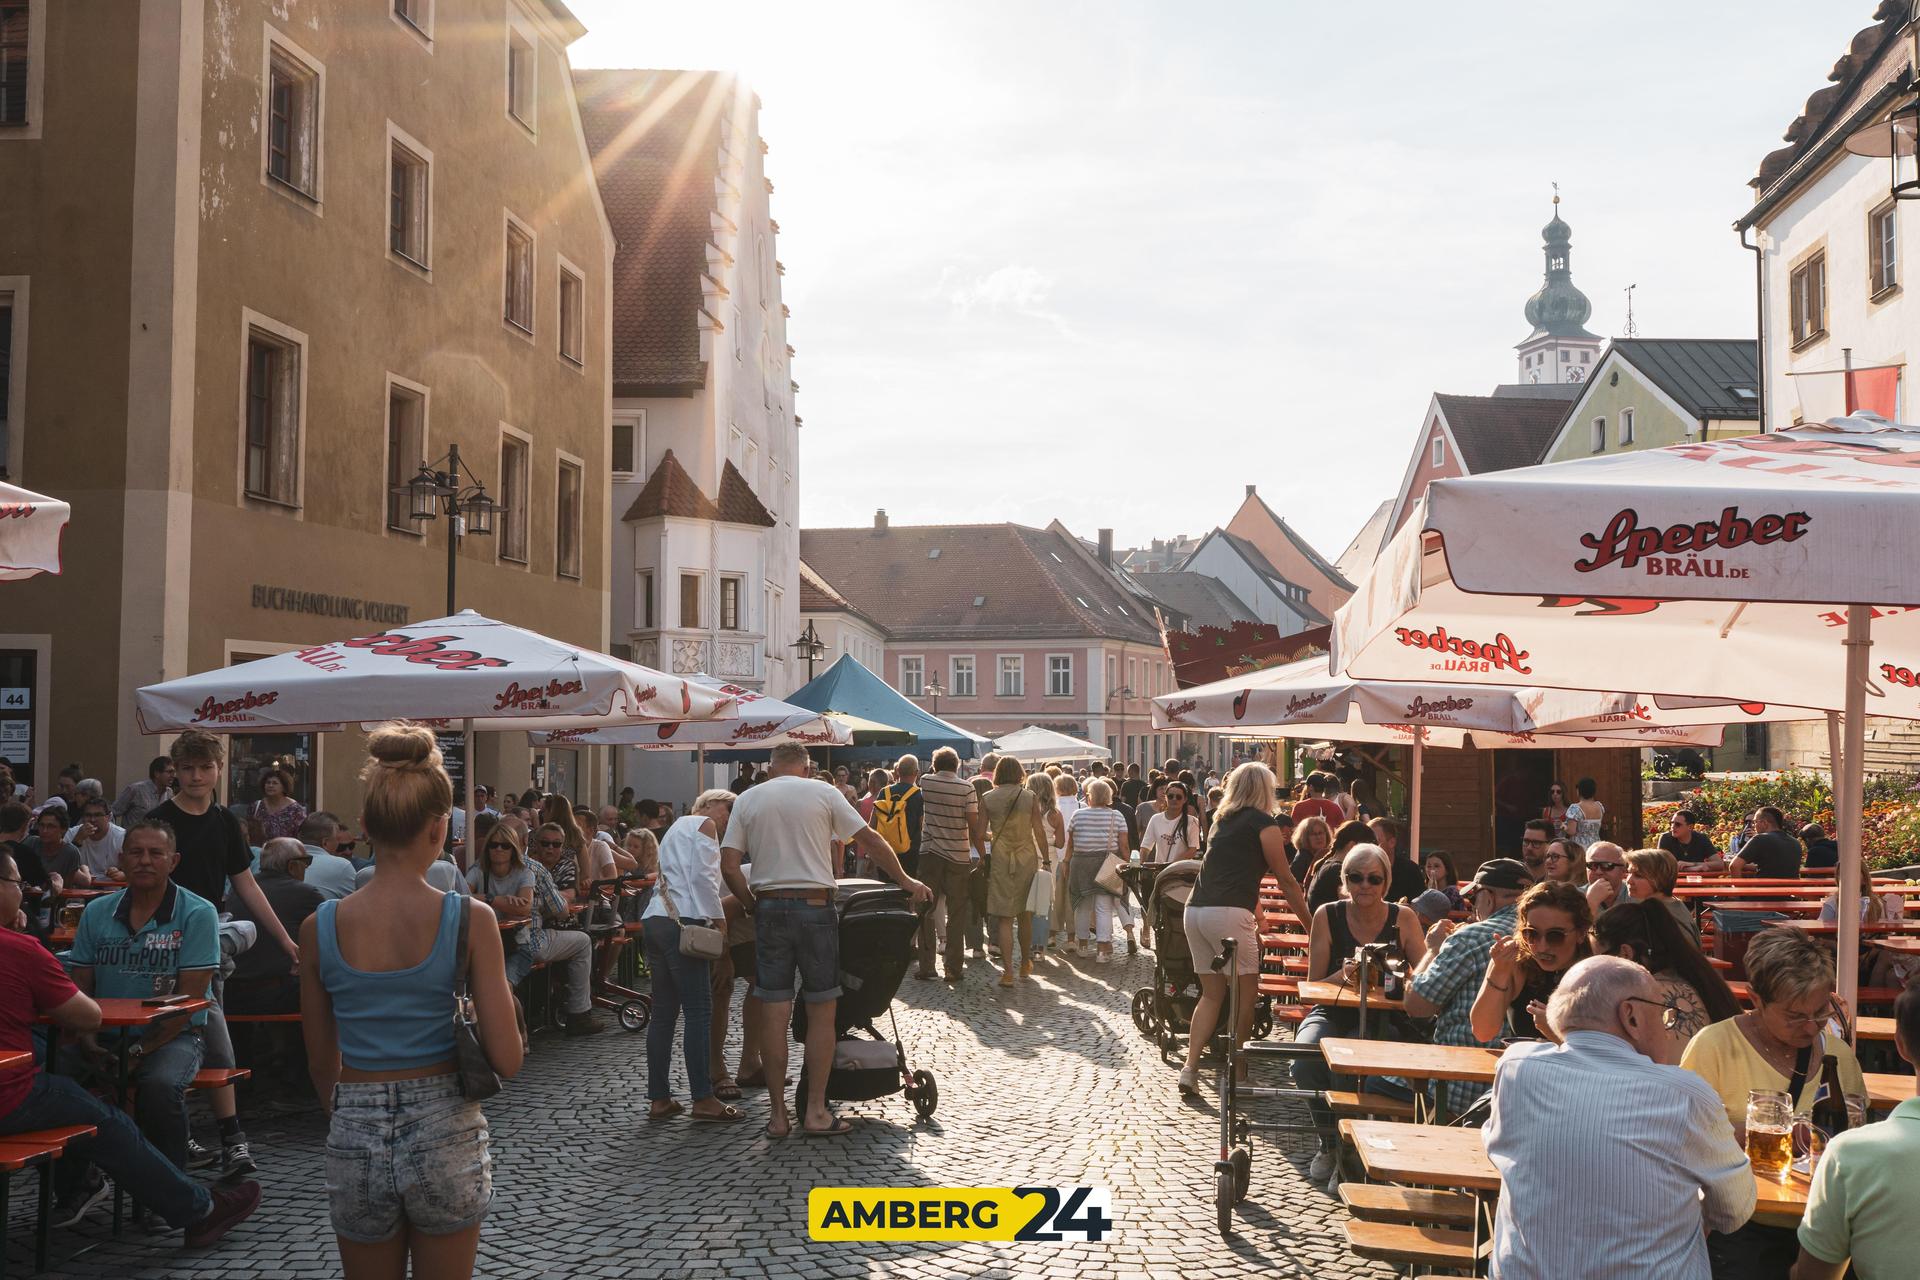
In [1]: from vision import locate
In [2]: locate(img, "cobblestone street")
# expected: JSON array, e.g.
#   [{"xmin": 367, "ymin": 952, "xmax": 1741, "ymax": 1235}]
[{"xmin": 7, "ymin": 945, "xmax": 1393, "ymax": 1279}]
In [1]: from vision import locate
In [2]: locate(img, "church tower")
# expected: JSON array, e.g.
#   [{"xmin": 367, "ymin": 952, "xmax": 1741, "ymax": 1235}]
[{"xmin": 1515, "ymin": 192, "xmax": 1603, "ymax": 384}]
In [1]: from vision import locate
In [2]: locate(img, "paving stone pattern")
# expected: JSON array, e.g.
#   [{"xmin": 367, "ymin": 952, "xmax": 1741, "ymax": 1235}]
[{"xmin": 7, "ymin": 947, "xmax": 1392, "ymax": 1278}]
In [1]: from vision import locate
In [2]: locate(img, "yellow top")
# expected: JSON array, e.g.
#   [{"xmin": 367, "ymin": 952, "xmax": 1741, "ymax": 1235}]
[{"xmin": 1679, "ymin": 1017, "xmax": 1867, "ymax": 1126}]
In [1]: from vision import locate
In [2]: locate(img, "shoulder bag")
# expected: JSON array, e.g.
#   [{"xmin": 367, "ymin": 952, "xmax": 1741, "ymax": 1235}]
[
  {"xmin": 1093, "ymin": 812, "xmax": 1128, "ymax": 895},
  {"xmin": 452, "ymin": 900, "xmax": 502, "ymax": 1101},
  {"xmin": 657, "ymin": 861, "xmax": 726, "ymax": 961}
]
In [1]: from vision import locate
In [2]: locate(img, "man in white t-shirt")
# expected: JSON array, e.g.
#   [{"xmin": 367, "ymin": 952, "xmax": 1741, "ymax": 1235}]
[
  {"xmin": 70, "ymin": 798, "xmax": 126, "ymax": 882},
  {"xmin": 721, "ymin": 743, "xmax": 929, "ymax": 1139}
]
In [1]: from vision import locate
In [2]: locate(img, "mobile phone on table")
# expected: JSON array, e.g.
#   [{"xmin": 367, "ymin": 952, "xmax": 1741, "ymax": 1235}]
[{"xmin": 140, "ymin": 994, "xmax": 195, "ymax": 1007}]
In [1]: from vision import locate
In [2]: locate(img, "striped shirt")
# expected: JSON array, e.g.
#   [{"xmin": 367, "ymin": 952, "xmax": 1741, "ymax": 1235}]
[
  {"xmin": 1486, "ymin": 1032, "xmax": 1754, "ymax": 1279},
  {"xmin": 1066, "ymin": 805, "xmax": 1128, "ymax": 858},
  {"xmin": 917, "ymin": 771, "xmax": 979, "ymax": 865}
]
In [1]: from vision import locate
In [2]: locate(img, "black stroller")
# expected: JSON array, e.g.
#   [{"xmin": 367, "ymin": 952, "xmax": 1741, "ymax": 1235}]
[
  {"xmin": 1129, "ymin": 860, "xmax": 1273, "ymax": 1063},
  {"xmin": 791, "ymin": 879, "xmax": 938, "ymax": 1121}
]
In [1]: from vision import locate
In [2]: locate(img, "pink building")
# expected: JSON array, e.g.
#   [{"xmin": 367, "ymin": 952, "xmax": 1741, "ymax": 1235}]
[{"xmin": 800, "ymin": 515, "xmax": 1182, "ymax": 768}]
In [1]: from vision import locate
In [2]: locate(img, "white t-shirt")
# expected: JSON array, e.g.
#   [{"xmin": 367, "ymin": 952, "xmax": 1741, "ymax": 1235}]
[
  {"xmin": 1141, "ymin": 811, "xmax": 1202, "ymax": 865},
  {"xmin": 646, "ymin": 814, "xmax": 726, "ymax": 921},
  {"xmin": 725, "ymin": 774, "xmax": 866, "ymax": 891},
  {"xmin": 73, "ymin": 823, "xmax": 126, "ymax": 880}
]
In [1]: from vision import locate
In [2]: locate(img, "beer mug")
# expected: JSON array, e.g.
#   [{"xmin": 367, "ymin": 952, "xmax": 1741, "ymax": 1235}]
[
  {"xmin": 1747, "ymin": 1089, "xmax": 1793, "ymax": 1183},
  {"xmin": 1791, "ymin": 1111, "xmax": 1826, "ymax": 1177}
]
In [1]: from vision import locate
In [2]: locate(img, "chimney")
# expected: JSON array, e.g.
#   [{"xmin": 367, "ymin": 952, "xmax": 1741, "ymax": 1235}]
[
  {"xmin": 1097, "ymin": 527, "xmax": 1113, "ymax": 567},
  {"xmin": 874, "ymin": 508, "xmax": 888, "ymax": 531},
  {"xmin": 1245, "ymin": 484, "xmax": 1256, "ymax": 498}
]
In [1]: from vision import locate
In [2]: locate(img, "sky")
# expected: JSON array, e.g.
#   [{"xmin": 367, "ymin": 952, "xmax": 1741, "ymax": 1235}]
[{"xmin": 569, "ymin": 0, "xmax": 1861, "ymax": 563}]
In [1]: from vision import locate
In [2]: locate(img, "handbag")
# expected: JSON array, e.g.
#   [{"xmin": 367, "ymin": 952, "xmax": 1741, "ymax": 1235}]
[
  {"xmin": 1026, "ymin": 864, "xmax": 1054, "ymax": 915},
  {"xmin": 1094, "ymin": 851, "xmax": 1127, "ymax": 896},
  {"xmin": 656, "ymin": 866, "xmax": 726, "ymax": 961},
  {"xmin": 452, "ymin": 900, "xmax": 502, "ymax": 1101}
]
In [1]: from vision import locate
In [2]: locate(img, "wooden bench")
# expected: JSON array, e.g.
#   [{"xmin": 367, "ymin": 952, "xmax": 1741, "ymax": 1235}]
[
  {"xmin": 1343, "ymin": 1219, "xmax": 1489, "ymax": 1270},
  {"xmin": 1, "ymin": 1124, "xmax": 98, "ymax": 1275},
  {"xmin": 224, "ymin": 1012, "xmax": 302, "ymax": 1024},
  {"xmin": 191, "ymin": 1067, "xmax": 252, "ymax": 1090},
  {"xmin": 1324, "ymin": 1089, "xmax": 1420, "ymax": 1121},
  {"xmin": 1339, "ymin": 1183, "xmax": 1477, "ymax": 1227}
]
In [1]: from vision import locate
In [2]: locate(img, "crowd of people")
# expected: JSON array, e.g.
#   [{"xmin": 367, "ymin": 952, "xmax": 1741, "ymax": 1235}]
[{"xmin": 1, "ymin": 729, "xmax": 1913, "ymax": 1279}]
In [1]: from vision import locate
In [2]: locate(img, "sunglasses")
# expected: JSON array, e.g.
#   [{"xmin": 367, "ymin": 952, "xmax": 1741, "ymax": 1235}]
[
  {"xmin": 1344, "ymin": 873, "xmax": 1385, "ymax": 886},
  {"xmin": 1589, "ymin": 860, "xmax": 1625, "ymax": 873},
  {"xmin": 537, "ymin": 840, "xmax": 565, "ymax": 849},
  {"xmin": 486, "ymin": 841, "xmax": 515, "ymax": 853},
  {"xmin": 1519, "ymin": 926, "xmax": 1572, "ymax": 947}
]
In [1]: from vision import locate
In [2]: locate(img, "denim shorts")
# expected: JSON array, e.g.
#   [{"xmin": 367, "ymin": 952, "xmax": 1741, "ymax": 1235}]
[
  {"xmin": 325, "ymin": 1074, "xmax": 492, "ymax": 1244},
  {"xmin": 751, "ymin": 897, "xmax": 841, "ymax": 1003}
]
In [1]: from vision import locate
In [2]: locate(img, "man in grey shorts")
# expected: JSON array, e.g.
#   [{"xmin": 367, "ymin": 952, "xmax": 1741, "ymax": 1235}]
[{"xmin": 722, "ymin": 744, "xmax": 930, "ymax": 1139}]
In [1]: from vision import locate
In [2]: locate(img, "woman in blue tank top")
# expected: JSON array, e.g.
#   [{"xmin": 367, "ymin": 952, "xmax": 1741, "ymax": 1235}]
[{"xmin": 299, "ymin": 724, "xmax": 522, "ymax": 1278}]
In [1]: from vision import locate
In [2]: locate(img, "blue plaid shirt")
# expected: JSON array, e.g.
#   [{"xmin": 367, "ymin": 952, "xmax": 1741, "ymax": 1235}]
[{"xmin": 1410, "ymin": 902, "xmax": 1519, "ymax": 1114}]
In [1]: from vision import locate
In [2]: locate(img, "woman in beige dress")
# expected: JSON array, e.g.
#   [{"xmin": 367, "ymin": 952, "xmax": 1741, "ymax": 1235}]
[{"xmin": 982, "ymin": 755, "xmax": 1042, "ymax": 987}]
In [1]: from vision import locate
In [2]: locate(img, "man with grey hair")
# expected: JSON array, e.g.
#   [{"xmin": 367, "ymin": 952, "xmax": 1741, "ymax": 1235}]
[
  {"xmin": 227, "ymin": 839, "xmax": 323, "ymax": 1016},
  {"xmin": 1486, "ymin": 955, "xmax": 1754, "ymax": 1278},
  {"xmin": 296, "ymin": 812, "xmax": 357, "ymax": 900}
]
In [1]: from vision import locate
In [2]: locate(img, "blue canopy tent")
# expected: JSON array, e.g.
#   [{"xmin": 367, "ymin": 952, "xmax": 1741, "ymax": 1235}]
[{"xmin": 708, "ymin": 654, "xmax": 985, "ymax": 763}]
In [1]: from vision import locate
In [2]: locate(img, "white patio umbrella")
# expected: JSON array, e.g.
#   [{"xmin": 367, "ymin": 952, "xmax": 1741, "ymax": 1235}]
[
  {"xmin": 0, "ymin": 481, "xmax": 71, "ymax": 579},
  {"xmin": 1152, "ymin": 655, "xmax": 1722, "ymax": 856},
  {"xmin": 992, "ymin": 725, "xmax": 1112, "ymax": 763},
  {"xmin": 135, "ymin": 610, "xmax": 737, "ymax": 836},
  {"xmin": 1333, "ymin": 415, "xmax": 1920, "ymax": 1015},
  {"xmin": 526, "ymin": 674, "xmax": 852, "ymax": 750}
]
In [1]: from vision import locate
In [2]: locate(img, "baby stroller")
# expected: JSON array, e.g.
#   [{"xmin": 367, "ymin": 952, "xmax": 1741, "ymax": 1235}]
[
  {"xmin": 1129, "ymin": 860, "xmax": 1273, "ymax": 1063},
  {"xmin": 791, "ymin": 879, "xmax": 938, "ymax": 1121}
]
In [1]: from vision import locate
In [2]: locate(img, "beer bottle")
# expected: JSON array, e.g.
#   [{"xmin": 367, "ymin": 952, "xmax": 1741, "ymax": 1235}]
[{"xmin": 1812, "ymin": 1054, "xmax": 1851, "ymax": 1137}]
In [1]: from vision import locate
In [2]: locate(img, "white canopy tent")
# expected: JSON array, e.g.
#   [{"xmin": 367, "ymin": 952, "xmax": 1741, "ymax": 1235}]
[
  {"xmin": 992, "ymin": 725, "xmax": 1112, "ymax": 763},
  {"xmin": 1334, "ymin": 415, "xmax": 1920, "ymax": 1016},
  {"xmin": 136, "ymin": 611, "xmax": 738, "ymax": 840},
  {"xmin": 1152, "ymin": 655, "xmax": 1724, "ymax": 857},
  {"xmin": 526, "ymin": 675, "xmax": 852, "ymax": 750},
  {"xmin": 0, "ymin": 481, "xmax": 70, "ymax": 580}
]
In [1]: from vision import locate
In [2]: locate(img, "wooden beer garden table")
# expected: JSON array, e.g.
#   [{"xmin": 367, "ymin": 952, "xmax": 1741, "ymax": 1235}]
[
  {"xmin": 1340, "ymin": 1118, "xmax": 1812, "ymax": 1228},
  {"xmin": 0, "ymin": 1049, "xmax": 31, "ymax": 1073},
  {"xmin": 1320, "ymin": 1037, "xmax": 1499, "ymax": 1124},
  {"xmin": 1857, "ymin": 1015, "xmax": 1896, "ymax": 1041}
]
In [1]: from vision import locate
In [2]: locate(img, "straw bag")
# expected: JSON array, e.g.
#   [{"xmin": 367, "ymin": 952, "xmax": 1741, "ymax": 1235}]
[
  {"xmin": 452, "ymin": 901, "xmax": 502, "ymax": 1101},
  {"xmin": 657, "ymin": 868, "xmax": 725, "ymax": 960},
  {"xmin": 1094, "ymin": 852, "xmax": 1127, "ymax": 896}
]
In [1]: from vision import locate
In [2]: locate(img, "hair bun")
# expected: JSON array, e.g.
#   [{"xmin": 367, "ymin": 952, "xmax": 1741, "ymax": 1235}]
[{"xmin": 366, "ymin": 722, "xmax": 440, "ymax": 769}]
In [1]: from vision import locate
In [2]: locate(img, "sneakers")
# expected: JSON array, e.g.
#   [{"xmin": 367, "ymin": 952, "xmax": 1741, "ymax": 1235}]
[
  {"xmin": 185, "ymin": 1137, "xmax": 218, "ymax": 1170},
  {"xmin": 184, "ymin": 1180, "xmax": 263, "ymax": 1249},
  {"xmin": 566, "ymin": 1011, "xmax": 607, "ymax": 1037},
  {"xmin": 1127, "ymin": 932, "xmax": 1139, "ymax": 956},
  {"xmin": 1094, "ymin": 950, "xmax": 1111, "ymax": 964},
  {"xmin": 912, "ymin": 969, "xmax": 937, "ymax": 981},
  {"xmin": 53, "ymin": 1174, "xmax": 112, "ymax": 1228},
  {"xmin": 220, "ymin": 1136, "xmax": 259, "ymax": 1181},
  {"xmin": 1308, "ymin": 1148, "xmax": 1336, "ymax": 1181},
  {"xmin": 1177, "ymin": 1067, "xmax": 1200, "ymax": 1097}
]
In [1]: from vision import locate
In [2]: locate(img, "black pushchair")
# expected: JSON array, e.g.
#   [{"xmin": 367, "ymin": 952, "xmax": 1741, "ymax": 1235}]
[
  {"xmin": 791, "ymin": 879, "xmax": 938, "ymax": 1121},
  {"xmin": 1129, "ymin": 860, "xmax": 1273, "ymax": 1063}
]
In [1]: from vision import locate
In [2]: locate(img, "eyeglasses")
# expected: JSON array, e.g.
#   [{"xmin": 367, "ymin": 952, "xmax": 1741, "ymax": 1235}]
[
  {"xmin": 288, "ymin": 855, "xmax": 313, "ymax": 867},
  {"xmin": 1521, "ymin": 835, "xmax": 1550, "ymax": 847},
  {"xmin": 1588, "ymin": 860, "xmax": 1625, "ymax": 873},
  {"xmin": 1344, "ymin": 873, "xmax": 1385, "ymax": 886},
  {"xmin": 1767, "ymin": 999, "xmax": 1842, "ymax": 1029},
  {"xmin": 1519, "ymin": 926, "xmax": 1572, "ymax": 947},
  {"xmin": 1623, "ymin": 995, "xmax": 1681, "ymax": 1030},
  {"xmin": 1543, "ymin": 851, "xmax": 1570, "ymax": 864}
]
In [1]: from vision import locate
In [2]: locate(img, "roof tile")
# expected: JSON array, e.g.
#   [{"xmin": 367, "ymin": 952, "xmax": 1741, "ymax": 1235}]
[{"xmin": 1434, "ymin": 393, "xmax": 1574, "ymax": 473}]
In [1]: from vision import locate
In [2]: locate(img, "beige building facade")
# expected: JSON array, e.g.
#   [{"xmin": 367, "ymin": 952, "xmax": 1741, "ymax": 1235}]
[{"xmin": 0, "ymin": 0, "xmax": 613, "ymax": 813}]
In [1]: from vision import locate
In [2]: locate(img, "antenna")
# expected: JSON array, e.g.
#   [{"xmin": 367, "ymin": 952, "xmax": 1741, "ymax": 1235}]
[
  {"xmin": 1552, "ymin": 180, "xmax": 1560, "ymax": 207},
  {"xmin": 1622, "ymin": 283, "xmax": 1639, "ymax": 338}
]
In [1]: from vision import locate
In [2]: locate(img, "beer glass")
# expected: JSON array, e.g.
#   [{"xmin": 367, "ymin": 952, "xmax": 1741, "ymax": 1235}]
[
  {"xmin": 1791, "ymin": 1111, "xmax": 1826, "ymax": 1177},
  {"xmin": 1747, "ymin": 1089, "xmax": 1793, "ymax": 1183}
]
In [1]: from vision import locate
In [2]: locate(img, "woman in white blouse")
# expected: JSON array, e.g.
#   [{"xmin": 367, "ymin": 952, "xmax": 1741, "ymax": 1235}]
[{"xmin": 642, "ymin": 789, "xmax": 739, "ymax": 1123}]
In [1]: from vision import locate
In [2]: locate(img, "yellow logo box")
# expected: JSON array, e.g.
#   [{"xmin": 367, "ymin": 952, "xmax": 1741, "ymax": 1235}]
[{"xmin": 808, "ymin": 1187, "xmax": 1113, "ymax": 1243}]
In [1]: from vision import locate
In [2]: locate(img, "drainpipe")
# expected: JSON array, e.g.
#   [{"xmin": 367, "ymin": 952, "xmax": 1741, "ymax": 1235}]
[{"xmin": 1739, "ymin": 222, "xmax": 1768, "ymax": 433}]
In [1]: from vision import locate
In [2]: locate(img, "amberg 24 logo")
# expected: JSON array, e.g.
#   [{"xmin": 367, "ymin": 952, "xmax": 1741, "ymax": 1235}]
[{"xmin": 809, "ymin": 1186, "xmax": 1113, "ymax": 1243}]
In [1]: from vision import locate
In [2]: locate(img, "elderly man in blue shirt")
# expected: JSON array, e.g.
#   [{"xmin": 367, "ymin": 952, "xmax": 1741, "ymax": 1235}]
[
  {"xmin": 68, "ymin": 818, "xmax": 221, "ymax": 1170},
  {"xmin": 1487, "ymin": 955, "xmax": 1754, "ymax": 1279}
]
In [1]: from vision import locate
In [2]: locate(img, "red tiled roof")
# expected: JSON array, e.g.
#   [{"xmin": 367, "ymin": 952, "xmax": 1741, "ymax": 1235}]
[
  {"xmin": 800, "ymin": 524, "xmax": 1163, "ymax": 643},
  {"xmin": 574, "ymin": 69, "xmax": 736, "ymax": 394},
  {"xmin": 1433, "ymin": 393, "xmax": 1573, "ymax": 474},
  {"xmin": 622, "ymin": 451, "xmax": 774, "ymax": 527},
  {"xmin": 1748, "ymin": 3, "xmax": 1910, "ymax": 201},
  {"xmin": 798, "ymin": 560, "xmax": 889, "ymax": 634}
]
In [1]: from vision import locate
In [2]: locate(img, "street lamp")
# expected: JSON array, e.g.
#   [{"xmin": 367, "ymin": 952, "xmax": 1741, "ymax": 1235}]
[
  {"xmin": 1842, "ymin": 8, "xmax": 1920, "ymax": 201},
  {"xmin": 398, "ymin": 442, "xmax": 497, "ymax": 615},
  {"xmin": 1105, "ymin": 683, "xmax": 1135, "ymax": 766},
  {"xmin": 791, "ymin": 620, "xmax": 827, "ymax": 681},
  {"xmin": 924, "ymin": 672, "xmax": 945, "ymax": 718}
]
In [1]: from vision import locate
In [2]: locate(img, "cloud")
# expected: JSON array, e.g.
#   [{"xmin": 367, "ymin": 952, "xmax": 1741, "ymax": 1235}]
[{"xmin": 942, "ymin": 265, "xmax": 1076, "ymax": 337}]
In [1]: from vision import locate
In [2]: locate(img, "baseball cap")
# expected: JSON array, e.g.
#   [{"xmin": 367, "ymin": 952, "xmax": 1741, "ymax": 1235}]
[
  {"xmin": 1467, "ymin": 857, "xmax": 1531, "ymax": 893},
  {"xmin": 1410, "ymin": 889, "xmax": 1456, "ymax": 924}
]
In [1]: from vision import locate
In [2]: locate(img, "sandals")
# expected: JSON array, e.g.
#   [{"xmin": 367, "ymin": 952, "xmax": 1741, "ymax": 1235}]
[
  {"xmin": 647, "ymin": 1101, "xmax": 685, "ymax": 1121},
  {"xmin": 711, "ymin": 1076, "xmax": 743, "ymax": 1101},
  {"xmin": 691, "ymin": 1104, "xmax": 745, "ymax": 1123},
  {"xmin": 801, "ymin": 1117, "xmax": 855, "ymax": 1138},
  {"xmin": 762, "ymin": 1120, "xmax": 790, "ymax": 1141},
  {"xmin": 737, "ymin": 1069, "xmax": 790, "ymax": 1089}
]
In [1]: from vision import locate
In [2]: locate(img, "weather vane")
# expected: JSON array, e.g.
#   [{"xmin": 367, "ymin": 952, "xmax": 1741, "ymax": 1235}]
[{"xmin": 1623, "ymin": 283, "xmax": 1639, "ymax": 338}]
